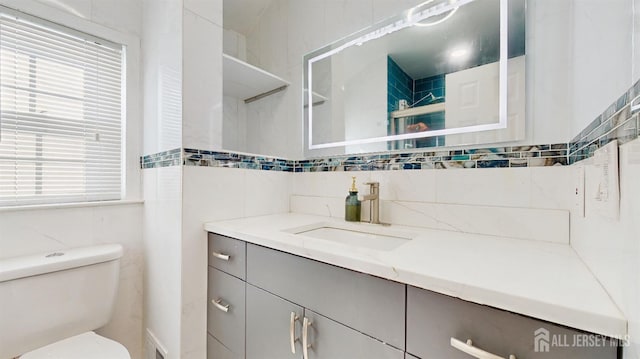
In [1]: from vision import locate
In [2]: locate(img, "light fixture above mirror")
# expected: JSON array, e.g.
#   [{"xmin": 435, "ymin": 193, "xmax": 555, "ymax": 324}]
[{"xmin": 408, "ymin": 0, "xmax": 459, "ymax": 27}]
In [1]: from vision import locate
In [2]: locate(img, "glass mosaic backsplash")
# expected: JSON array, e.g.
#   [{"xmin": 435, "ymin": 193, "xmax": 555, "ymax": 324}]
[
  {"xmin": 141, "ymin": 145, "xmax": 567, "ymax": 171},
  {"xmin": 183, "ymin": 149, "xmax": 296, "ymax": 171},
  {"xmin": 569, "ymin": 79, "xmax": 640, "ymax": 164},
  {"xmin": 295, "ymin": 144, "xmax": 568, "ymax": 171},
  {"xmin": 140, "ymin": 148, "xmax": 181, "ymax": 169},
  {"xmin": 140, "ymin": 80, "xmax": 640, "ymax": 171}
]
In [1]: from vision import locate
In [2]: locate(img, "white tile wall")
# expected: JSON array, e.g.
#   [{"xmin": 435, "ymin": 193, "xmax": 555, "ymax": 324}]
[
  {"xmin": 183, "ymin": 166, "xmax": 291, "ymax": 226},
  {"xmin": 290, "ymin": 195, "xmax": 345, "ymax": 218},
  {"xmin": 90, "ymin": 0, "xmax": 143, "ymax": 37},
  {"xmin": 530, "ymin": 165, "xmax": 578, "ymax": 210},
  {"xmin": 250, "ymin": 0, "xmax": 289, "ymax": 77},
  {"xmin": 33, "ymin": 0, "xmax": 92, "ymax": 20},
  {"xmin": 290, "ymin": 195, "xmax": 568, "ymax": 243},
  {"xmin": 291, "ymin": 167, "xmax": 573, "ymax": 243},
  {"xmin": 293, "ymin": 167, "xmax": 575, "ymax": 209},
  {"xmin": 292, "ymin": 171, "xmax": 371, "ymax": 198},
  {"xmin": 222, "ymin": 28, "xmax": 247, "ymax": 61},
  {"xmin": 184, "ymin": 0, "xmax": 222, "ymax": 26},
  {"xmin": 323, "ymin": 0, "xmax": 373, "ymax": 53},
  {"xmin": 369, "ymin": 170, "xmax": 437, "ymax": 203},
  {"xmin": 524, "ymin": 0, "xmax": 572, "ymax": 145},
  {"xmin": 635, "ymin": 0, "xmax": 640, "ymax": 83},
  {"xmin": 385, "ymin": 200, "xmax": 568, "ymax": 243},
  {"xmin": 285, "ymin": 61, "xmax": 305, "ymax": 158},
  {"xmin": 435, "ymin": 168, "xmax": 531, "ymax": 207},
  {"xmin": 142, "ymin": 166, "xmax": 183, "ymax": 359},
  {"xmin": 222, "ymin": 95, "xmax": 248, "ymax": 151},
  {"xmin": 142, "ymin": 0, "xmax": 183, "ymax": 155},
  {"xmin": 570, "ymin": 0, "xmax": 634, "ymax": 136},
  {"xmin": 141, "ymin": 1, "xmax": 183, "ymax": 358},
  {"xmin": 570, "ymin": 139, "xmax": 640, "ymax": 359},
  {"xmin": 283, "ymin": 0, "xmax": 325, "ymax": 69},
  {"xmin": 17, "ymin": 0, "xmax": 143, "ymax": 36},
  {"xmin": 181, "ymin": 166, "xmax": 290, "ymax": 359},
  {"xmin": 244, "ymin": 169, "xmax": 292, "ymax": 217},
  {"xmin": 245, "ymin": 90, "xmax": 292, "ymax": 156},
  {"xmin": 183, "ymin": 9, "xmax": 223, "ymax": 151},
  {"xmin": 371, "ymin": 0, "xmax": 425, "ymax": 23}
]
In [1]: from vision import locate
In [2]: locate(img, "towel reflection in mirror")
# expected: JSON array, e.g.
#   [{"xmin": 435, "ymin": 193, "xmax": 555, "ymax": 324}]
[{"xmin": 406, "ymin": 122, "xmax": 429, "ymax": 132}]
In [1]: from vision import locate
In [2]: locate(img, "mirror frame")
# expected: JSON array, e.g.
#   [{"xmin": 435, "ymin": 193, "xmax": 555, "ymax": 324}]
[{"xmin": 305, "ymin": 0, "xmax": 510, "ymax": 150}]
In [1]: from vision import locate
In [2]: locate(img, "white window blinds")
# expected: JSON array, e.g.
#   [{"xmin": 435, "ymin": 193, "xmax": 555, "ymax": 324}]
[{"xmin": 0, "ymin": 9, "xmax": 124, "ymax": 206}]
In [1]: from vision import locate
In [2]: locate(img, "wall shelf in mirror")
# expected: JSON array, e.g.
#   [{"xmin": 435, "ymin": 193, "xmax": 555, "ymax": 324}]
[
  {"xmin": 390, "ymin": 102, "xmax": 445, "ymax": 119},
  {"xmin": 222, "ymin": 54, "xmax": 290, "ymax": 103},
  {"xmin": 304, "ymin": 89, "xmax": 329, "ymax": 108}
]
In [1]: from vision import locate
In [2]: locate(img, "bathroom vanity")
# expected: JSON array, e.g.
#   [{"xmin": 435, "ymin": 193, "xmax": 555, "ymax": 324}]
[{"xmin": 204, "ymin": 213, "xmax": 626, "ymax": 359}]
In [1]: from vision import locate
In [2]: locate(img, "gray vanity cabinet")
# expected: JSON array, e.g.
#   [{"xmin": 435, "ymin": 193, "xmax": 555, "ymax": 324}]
[
  {"xmin": 207, "ymin": 334, "xmax": 236, "ymax": 359},
  {"xmin": 302, "ymin": 309, "xmax": 404, "ymax": 359},
  {"xmin": 207, "ymin": 232, "xmax": 619, "ymax": 359},
  {"xmin": 406, "ymin": 286, "xmax": 618, "ymax": 359},
  {"xmin": 246, "ymin": 283, "xmax": 404, "ymax": 359},
  {"xmin": 246, "ymin": 243, "xmax": 406, "ymax": 350},
  {"xmin": 245, "ymin": 284, "xmax": 303, "ymax": 359}
]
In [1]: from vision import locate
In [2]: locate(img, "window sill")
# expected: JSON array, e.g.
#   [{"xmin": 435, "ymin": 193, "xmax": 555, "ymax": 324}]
[{"xmin": 0, "ymin": 199, "xmax": 144, "ymax": 212}]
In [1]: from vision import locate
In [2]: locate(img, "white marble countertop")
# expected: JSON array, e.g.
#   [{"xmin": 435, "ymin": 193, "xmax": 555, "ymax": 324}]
[{"xmin": 204, "ymin": 213, "xmax": 626, "ymax": 338}]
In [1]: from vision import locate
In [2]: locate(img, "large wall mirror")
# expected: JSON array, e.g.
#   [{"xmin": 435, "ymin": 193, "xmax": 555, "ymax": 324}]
[{"xmin": 304, "ymin": 0, "xmax": 526, "ymax": 154}]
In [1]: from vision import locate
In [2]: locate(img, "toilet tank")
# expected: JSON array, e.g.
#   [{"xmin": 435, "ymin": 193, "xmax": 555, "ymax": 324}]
[{"xmin": 0, "ymin": 244, "xmax": 123, "ymax": 359}]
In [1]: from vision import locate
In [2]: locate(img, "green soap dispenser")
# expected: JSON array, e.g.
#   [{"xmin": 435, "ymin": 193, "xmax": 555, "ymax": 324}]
[{"xmin": 345, "ymin": 176, "xmax": 361, "ymax": 222}]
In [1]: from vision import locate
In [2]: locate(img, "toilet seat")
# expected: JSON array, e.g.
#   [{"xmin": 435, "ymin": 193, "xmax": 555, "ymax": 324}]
[{"xmin": 20, "ymin": 331, "xmax": 130, "ymax": 359}]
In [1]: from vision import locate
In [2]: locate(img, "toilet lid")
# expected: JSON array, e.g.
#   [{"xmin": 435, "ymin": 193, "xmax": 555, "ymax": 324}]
[{"xmin": 21, "ymin": 331, "xmax": 130, "ymax": 359}]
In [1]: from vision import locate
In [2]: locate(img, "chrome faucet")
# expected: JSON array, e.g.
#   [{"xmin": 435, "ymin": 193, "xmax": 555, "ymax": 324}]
[{"xmin": 361, "ymin": 182, "xmax": 380, "ymax": 224}]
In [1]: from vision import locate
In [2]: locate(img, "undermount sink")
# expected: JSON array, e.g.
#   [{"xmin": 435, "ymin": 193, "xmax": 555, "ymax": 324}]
[{"xmin": 283, "ymin": 222, "xmax": 416, "ymax": 251}]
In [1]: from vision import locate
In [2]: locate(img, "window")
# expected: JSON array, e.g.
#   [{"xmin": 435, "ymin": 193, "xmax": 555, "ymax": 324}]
[{"xmin": 0, "ymin": 8, "xmax": 124, "ymax": 206}]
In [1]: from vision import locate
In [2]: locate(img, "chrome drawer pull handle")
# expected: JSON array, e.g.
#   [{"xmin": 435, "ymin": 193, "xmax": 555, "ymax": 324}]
[
  {"xmin": 212, "ymin": 251, "xmax": 230, "ymax": 261},
  {"xmin": 450, "ymin": 338, "xmax": 516, "ymax": 359},
  {"xmin": 290, "ymin": 312, "xmax": 300, "ymax": 354},
  {"xmin": 212, "ymin": 298, "xmax": 230, "ymax": 313},
  {"xmin": 302, "ymin": 317, "xmax": 312, "ymax": 359}
]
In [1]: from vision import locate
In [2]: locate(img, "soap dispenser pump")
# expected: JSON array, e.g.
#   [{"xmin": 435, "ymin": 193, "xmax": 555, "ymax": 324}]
[{"xmin": 345, "ymin": 176, "xmax": 361, "ymax": 222}]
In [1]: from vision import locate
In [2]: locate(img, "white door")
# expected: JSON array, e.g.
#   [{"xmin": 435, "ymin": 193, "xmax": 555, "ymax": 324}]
[{"xmin": 445, "ymin": 55, "xmax": 526, "ymax": 146}]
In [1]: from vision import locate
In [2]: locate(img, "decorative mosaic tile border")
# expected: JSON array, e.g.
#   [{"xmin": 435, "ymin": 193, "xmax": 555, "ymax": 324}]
[
  {"xmin": 140, "ymin": 148, "xmax": 181, "ymax": 169},
  {"xmin": 569, "ymin": 79, "xmax": 640, "ymax": 164},
  {"xmin": 296, "ymin": 144, "xmax": 568, "ymax": 172},
  {"xmin": 183, "ymin": 148, "xmax": 296, "ymax": 172},
  {"xmin": 141, "ymin": 145, "xmax": 568, "ymax": 171}
]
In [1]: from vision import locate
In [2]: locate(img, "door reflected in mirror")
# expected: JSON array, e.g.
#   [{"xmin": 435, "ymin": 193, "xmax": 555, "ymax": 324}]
[{"xmin": 304, "ymin": 0, "xmax": 526, "ymax": 155}]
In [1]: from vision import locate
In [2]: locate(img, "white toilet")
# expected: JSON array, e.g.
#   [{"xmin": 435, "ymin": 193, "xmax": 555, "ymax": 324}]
[{"xmin": 0, "ymin": 244, "xmax": 131, "ymax": 359}]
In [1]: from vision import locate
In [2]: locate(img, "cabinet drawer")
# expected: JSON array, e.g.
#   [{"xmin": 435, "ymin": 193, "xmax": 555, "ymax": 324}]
[
  {"xmin": 406, "ymin": 286, "xmax": 617, "ymax": 359},
  {"xmin": 246, "ymin": 243, "xmax": 405, "ymax": 350},
  {"xmin": 208, "ymin": 233, "xmax": 246, "ymax": 279},
  {"xmin": 304, "ymin": 309, "xmax": 404, "ymax": 359},
  {"xmin": 207, "ymin": 267, "xmax": 245, "ymax": 357},
  {"xmin": 207, "ymin": 334, "xmax": 238, "ymax": 359}
]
